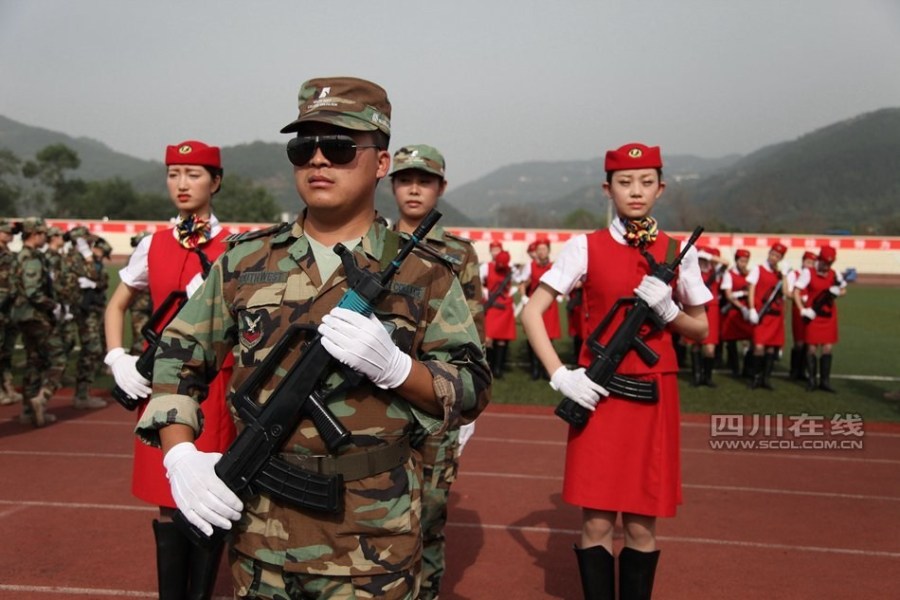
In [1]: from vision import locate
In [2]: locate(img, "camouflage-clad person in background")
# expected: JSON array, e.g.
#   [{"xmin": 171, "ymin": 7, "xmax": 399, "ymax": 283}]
[
  {"xmin": 389, "ymin": 144, "xmax": 485, "ymax": 600},
  {"xmin": 90, "ymin": 236, "xmax": 113, "ymax": 368},
  {"xmin": 65, "ymin": 226, "xmax": 107, "ymax": 409},
  {"xmin": 44, "ymin": 227, "xmax": 78, "ymax": 383},
  {"xmin": 136, "ymin": 77, "xmax": 491, "ymax": 599},
  {"xmin": 0, "ymin": 219, "xmax": 22, "ymax": 406},
  {"xmin": 11, "ymin": 217, "xmax": 66, "ymax": 426},
  {"xmin": 127, "ymin": 232, "xmax": 153, "ymax": 354}
]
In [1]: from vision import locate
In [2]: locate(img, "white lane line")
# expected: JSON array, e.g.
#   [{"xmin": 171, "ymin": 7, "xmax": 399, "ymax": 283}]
[
  {"xmin": 0, "ymin": 499, "xmax": 154, "ymax": 511},
  {"xmin": 456, "ymin": 472, "xmax": 900, "ymax": 502},
  {"xmin": 0, "ymin": 450, "xmax": 132, "ymax": 458},
  {"xmin": 446, "ymin": 522, "xmax": 900, "ymax": 559},
  {"xmin": 0, "ymin": 586, "xmax": 231, "ymax": 599}
]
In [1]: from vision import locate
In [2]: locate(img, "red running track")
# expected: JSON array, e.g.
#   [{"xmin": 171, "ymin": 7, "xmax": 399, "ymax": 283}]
[{"xmin": 1, "ymin": 394, "xmax": 898, "ymax": 599}]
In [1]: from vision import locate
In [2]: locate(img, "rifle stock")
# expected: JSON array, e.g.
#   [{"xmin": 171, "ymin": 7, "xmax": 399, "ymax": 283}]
[
  {"xmin": 555, "ymin": 226, "xmax": 704, "ymax": 428},
  {"xmin": 174, "ymin": 210, "xmax": 442, "ymax": 547}
]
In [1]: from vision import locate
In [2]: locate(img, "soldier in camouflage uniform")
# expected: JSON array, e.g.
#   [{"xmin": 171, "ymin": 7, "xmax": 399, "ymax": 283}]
[
  {"xmin": 389, "ymin": 144, "xmax": 485, "ymax": 600},
  {"xmin": 0, "ymin": 219, "xmax": 22, "ymax": 406},
  {"xmin": 127, "ymin": 232, "xmax": 153, "ymax": 354},
  {"xmin": 135, "ymin": 77, "xmax": 491, "ymax": 600},
  {"xmin": 65, "ymin": 226, "xmax": 107, "ymax": 409},
  {"xmin": 44, "ymin": 227, "xmax": 77, "ymax": 384},
  {"xmin": 11, "ymin": 217, "xmax": 66, "ymax": 426}
]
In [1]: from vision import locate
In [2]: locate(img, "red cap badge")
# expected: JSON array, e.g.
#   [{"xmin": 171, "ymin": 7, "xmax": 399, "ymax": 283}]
[{"xmin": 605, "ymin": 143, "xmax": 663, "ymax": 172}]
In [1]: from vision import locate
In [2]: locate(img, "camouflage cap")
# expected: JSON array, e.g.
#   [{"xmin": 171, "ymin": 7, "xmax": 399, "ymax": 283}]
[
  {"xmin": 67, "ymin": 225, "xmax": 91, "ymax": 240},
  {"xmin": 20, "ymin": 217, "xmax": 48, "ymax": 235},
  {"xmin": 0, "ymin": 219, "xmax": 12, "ymax": 234},
  {"xmin": 93, "ymin": 237, "xmax": 112, "ymax": 258},
  {"xmin": 130, "ymin": 230, "xmax": 151, "ymax": 248},
  {"xmin": 46, "ymin": 226, "xmax": 64, "ymax": 238},
  {"xmin": 280, "ymin": 77, "xmax": 391, "ymax": 137},
  {"xmin": 389, "ymin": 144, "xmax": 446, "ymax": 179}
]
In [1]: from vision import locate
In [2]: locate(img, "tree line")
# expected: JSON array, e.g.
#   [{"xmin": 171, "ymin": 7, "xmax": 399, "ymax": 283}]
[{"xmin": 0, "ymin": 144, "xmax": 282, "ymax": 222}]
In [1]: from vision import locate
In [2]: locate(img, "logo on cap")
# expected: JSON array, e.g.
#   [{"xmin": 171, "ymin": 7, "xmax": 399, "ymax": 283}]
[
  {"xmin": 179, "ymin": 145, "xmax": 192, "ymax": 155},
  {"xmin": 319, "ymin": 87, "xmax": 331, "ymax": 99},
  {"xmin": 628, "ymin": 148, "xmax": 643, "ymax": 158}
]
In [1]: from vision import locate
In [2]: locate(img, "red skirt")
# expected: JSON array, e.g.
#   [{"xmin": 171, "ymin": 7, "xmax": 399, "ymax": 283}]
[
  {"xmin": 805, "ymin": 306, "xmax": 838, "ymax": 345},
  {"xmin": 485, "ymin": 301, "xmax": 516, "ymax": 341},
  {"xmin": 132, "ymin": 367, "xmax": 236, "ymax": 507},
  {"xmin": 720, "ymin": 308, "xmax": 752, "ymax": 341},
  {"xmin": 752, "ymin": 311, "xmax": 784, "ymax": 348},
  {"xmin": 562, "ymin": 373, "xmax": 682, "ymax": 517},
  {"xmin": 790, "ymin": 304, "xmax": 806, "ymax": 344}
]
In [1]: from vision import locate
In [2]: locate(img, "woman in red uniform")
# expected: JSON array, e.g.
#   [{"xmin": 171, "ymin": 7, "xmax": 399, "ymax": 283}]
[
  {"xmin": 746, "ymin": 243, "xmax": 787, "ymax": 390},
  {"xmin": 719, "ymin": 248, "xmax": 753, "ymax": 377},
  {"xmin": 686, "ymin": 247, "xmax": 726, "ymax": 387},
  {"xmin": 481, "ymin": 244, "xmax": 516, "ymax": 377},
  {"xmin": 786, "ymin": 251, "xmax": 817, "ymax": 380},
  {"xmin": 792, "ymin": 246, "xmax": 846, "ymax": 392},
  {"xmin": 524, "ymin": 238, "xmax": 561, "ymax": 379},
  {"xmin": 104, "ymin": 140, "xmax": 236, "ymax": 599},
  {"xmin": 522, "ymin": 143, "xmax": 710, "ymax": 599}
]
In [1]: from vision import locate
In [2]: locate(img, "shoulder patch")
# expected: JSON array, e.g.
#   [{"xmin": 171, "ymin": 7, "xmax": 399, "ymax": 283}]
[
  {"xmin": 443, "ymin": 231, "xmax": 474, "ymax": 244},
  {"xmin": 225, "ymin": 222, "xmax": 291, "ymax": 246},
  {"xmin": 414, "ymin": 242, "xmax": 456, "ymax": 269}
]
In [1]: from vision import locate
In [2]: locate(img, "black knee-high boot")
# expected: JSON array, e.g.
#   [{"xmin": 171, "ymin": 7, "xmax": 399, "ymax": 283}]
[
  {"xmin": 789, "ymin": 347, "xmax": 802, "ymax": 380},
  {"xmin": 819, "ymin": 354, "xmax": 835, "ymax": 392},
  {"xmin": 726, "ymin": 341, "xmax": 739, "ymax": 377},
  {"xmin": 689, "ymin": 346, "xmax": 702, "ymax": 387},
  {"xmin": 153, "ymin": 519, "xmax": 191, "ymax": 600},
  {"xmin": 573, "ymin": 545, "xmax": 615, "ymax": 600},
  {"xmin": 619, "ymin": 547, "xmax": 661, "ymax": 600},
  {"xmin": 748, "ymin": 354, "xmax": 763, "ymax": 389},
  {"xmin": 527, "ymin": 343, "xmax": 541, "ymax": 380},
  {"xmin": 701, "ymin": 356, "xmax": 716, "ymax": 387},
  {"xmin": 741, "ymin": 348, "xmax": 753, "ymax": 379},
  {"xmin": 805, "ymin": 353, "xmax": 818, "ymax": 392},
  {"xmin": 761, "ymin": 353, "xmax": 776, "ymax": 390},
  {"xmin": 492, "ymin": 344, "xmax": 507, "ymax": 379},
  {"xmin": 187, "ymin": 536, "xmax": 225, "ymax": 600}
]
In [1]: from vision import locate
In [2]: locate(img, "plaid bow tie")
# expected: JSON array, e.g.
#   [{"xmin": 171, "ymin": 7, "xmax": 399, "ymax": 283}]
[
  {"xmin": 176, "ymin": 215, "xmax": 211, "ymax": 249},
  {"xmin": 621, "ymin": 216, "xmax": 658, "ymax": 248}
]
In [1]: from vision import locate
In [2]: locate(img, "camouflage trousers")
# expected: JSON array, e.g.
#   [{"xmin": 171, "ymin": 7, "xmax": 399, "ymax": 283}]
[
  {"xmin": 17, "ymin": 318, "xmax": 66, "ymax": 403},
  {"xmin": 0, "ymin": 317, "xmax": 17, "ymax": 375},
  {"xmin": 231, "ymin": 550, "xmax": 418, "ymax": 600},
  {"xmin": 418, "ymin": 427, "xmax": 461, "ymax": 600},
  {"xmin": 73, "ymin": 308, "xmax": 104, "ymax": 396}
]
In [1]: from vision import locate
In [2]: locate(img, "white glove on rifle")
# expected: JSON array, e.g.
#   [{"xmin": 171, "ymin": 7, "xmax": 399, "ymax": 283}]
[
  {"xmin": 319, "ymin": 307, "xmax": 413, "ymax": 390},
  {"xmin": 458, "ymin": 422, "xmax": 476, "ymax": 457},
  {"xmin": 800, "ymin": 307, "xmax": 817, "ymax": 320},
  {"xmin": 829, "ymin": 285, "xmax": 842, "ymax": 296},
  {"xmin": 634, "ymin": 275, "xmax": 679, "ymax": 323},
  {"xmin": 739, "ymin": 305, "xmax": 750, "ymax": 320},
  {"xmin": 550, "ymin": 366, "xmax": 609, "ymax": 411},
  {"xmin": 75, "ymin": 237, "xmax": 93, "ymax": 259},
  {"xmin": 163, "ymin": 442, "xmax": 243, "ymax": 536},
  {"xmin": 748, "ymin": 308, "xmax": 760, "ymax": 324},
  {"xmin": 77, "ymin": 276, "xmax": 97, "ymax": 290},
  {"xmin": 104, "ymin": 347, "xmax": 152, "ymax": 399},
  {"xmin": 52, "ymin": 303, "xmax": 64, "ymax": 322}
]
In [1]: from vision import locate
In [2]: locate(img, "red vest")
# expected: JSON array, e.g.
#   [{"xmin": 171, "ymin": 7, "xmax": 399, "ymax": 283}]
[
  {"xmin": 579, "ymin": 230, "xmax": 678, "ymax": 375},
  {"xmin": 805, "ymin": 267, "xmax": 838, "ymax": 319},
  {"xmin": 753, "ymin": 265, "xmax": 783, "ymax": 316},
  {"xmin": 528, "ymin": 260, "xmax": 552, "ymax": 295}
]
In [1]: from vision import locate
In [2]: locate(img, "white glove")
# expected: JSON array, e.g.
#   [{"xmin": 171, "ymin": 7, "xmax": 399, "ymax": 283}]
[
  {"xmin": 829, "ymin": 285, "xmax": 842, "ymax": 296},
  {"xmin": 319, "ymin": 307, "xmax": 413, "ymax": 389},
  {"xmin": 801, "ymin": 307, "xmax": 817, "ymax": 320},
  {"xmin": 75, "ymin": 237, "xmax": 93, "ymax": 259},
  {"xmin": 749, "ymin": 308, "xmax": 760, "ymax": 324},
  {"xmin": 163, "ymin": 442, "xmax": 243, "ymax": 536},
  {"xmin": 634, "ymin": 275, "xmax": 679, "ymax": 323},
  {"xmin": 550, "ymin": 366, "xmax": 608, "ymax": 411},
  {"xmin": 739, "ymin": 305, "xmax": 750, "ymax": 320},
  {"xmin": 52, "ymin": 303, "xmax": 63, "ymax": 321},
  {"xmin": 185, "ymin": 273, "xmax": 204, "ymax": 298},
  {"xmin": 63, "ymin": 305, "xmax": 74, "ymax": 322},
  {"xmin": 458, "ymin": 422, "xmax": 476, "ymax": 457},
  {"xmin": 104, "ymin": 347, "xmax": 152, "ymax": 399},
  {"xmin": 77, "ymin": 276, "xmax": 97, "ymax": 289}
]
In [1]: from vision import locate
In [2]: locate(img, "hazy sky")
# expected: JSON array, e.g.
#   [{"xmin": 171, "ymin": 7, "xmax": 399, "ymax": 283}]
[{"xmin": 2, "ymin": 0, "xmax": 899, "ymax": 188}]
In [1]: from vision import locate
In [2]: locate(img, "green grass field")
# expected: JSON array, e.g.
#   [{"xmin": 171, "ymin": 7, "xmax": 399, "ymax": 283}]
[{"xmin": 25, "ymin": 269, "xmax": 900, "ymax": 423}]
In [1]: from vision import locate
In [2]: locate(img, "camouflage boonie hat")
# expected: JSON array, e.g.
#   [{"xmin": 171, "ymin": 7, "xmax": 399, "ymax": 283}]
[
  {"xmin": 0, "ymin": 219, "xmax": 13, "ymax": 234},
  {"xmin": 280, "ymin": 76, "xmax": 391, "ymax": 137},
  {"xmin": 93, "ymin": 237, "xmax": 112, "ymax": 258},
  {"xmin": 130, "ymin": 230, "xmax": 151, "ymax": 247},
  {"xmin": 389, "ymin": 145, "xmax": 446, "ymax": 179},
  {"xmin": 67, "ymin": 226, "xmax": 91, "ymax": 240},
  {"xmin": 20, "ymin": 217, "xmax": 47, "ymax": 235},
  {"xmin": 46, "ymin": 226, "xmax": 63, "ymax": 238}
]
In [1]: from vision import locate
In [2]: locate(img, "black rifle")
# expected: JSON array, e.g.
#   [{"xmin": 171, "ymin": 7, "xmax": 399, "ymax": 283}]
[
  {"xmin": 804, "ymin": 286, "xmax": 838, "ymax": 322},
  {"xmin": 111, "ymin": 290, "xmax": 188, "ymax": 410},
  {"xmin": 757, "ymin": 278, "xmax": 783, "ymax": 320},
  {"xmin": 484, "ymin": 270, "xmax": 513, "ymax": 310},
  {"xmin": 555, "ymin": 227, "xmax": 704, "ymax": 428},
  {"xmin": 174, "ymin": 210, "xmax": 442, "ymax": 547}
]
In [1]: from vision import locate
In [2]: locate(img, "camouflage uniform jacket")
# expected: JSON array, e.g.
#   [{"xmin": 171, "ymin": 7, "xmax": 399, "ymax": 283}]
[
  {"xmin": 47, "ymin": 248, "xmax": 79, "ymax": 308},
  {"xmin": 64, "ymin": 248, "xmax": 102, "ymax": 313},
  {"xmin": 136, "ymin": 216, "xmax": 491, "ymax": 576},
  {"xmin": 12, "ymin": 246, "xmax": 56, "ymax": 323},
  {"xmin": 0, "ymin": 243, "xmax": 16, "ymax": 316}
]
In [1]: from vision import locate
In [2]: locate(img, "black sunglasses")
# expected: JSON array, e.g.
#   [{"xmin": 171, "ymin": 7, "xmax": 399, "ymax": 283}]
[{"xmin": 286, "ymin": 135, "xmax": 380, "ymax": 166}]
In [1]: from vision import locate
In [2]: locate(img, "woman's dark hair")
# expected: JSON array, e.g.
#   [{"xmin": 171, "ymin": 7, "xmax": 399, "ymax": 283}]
[
  {"xmin": 203, "ymin": 166, "xmax": 224, "ymax": 196},
  {"xmin": 11, "ymin": 222, "xmax": 22, "ymax": 236},
  {"xmin": 605, "ymin": 168, "xmax": 663, "ymax": 184}
]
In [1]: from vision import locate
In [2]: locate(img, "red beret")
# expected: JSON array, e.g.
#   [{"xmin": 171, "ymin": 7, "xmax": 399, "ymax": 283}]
[
  {"xmin": 165, "ymin": 140, "xmax": 221, "ymax": 168},
  {"xmin": 735, "ymin": 249, "xmax": 751, "ymax": 259},
  {"xmin": 489, "ymin": 241, "xmax": 504, "ymax": 250},
  {"xmin": 495, "ymin": 250, "xmax": 511, "ymax": 269},
  {"xmin": 771, "ymin": 243, "xmax": 787, "ymax": 256},
  {"xmin": 605, "ymin": 143, "xmax": 663, "ymax": 172},
  {"xmin": 534, "ymin": 238, "xmax": 551, "ymax": 249},
  {"xmin": 526, "ymin": 242, "xmax": 537, "ymax": 253},
  {"xmin": 802, "ymin": 251, "xmax": 817, "ymax": 261},
  {"xmin": 818, "ymin": 246, "xmax": 836, "ymax": 263},
  {"xmin": 709, "ymin": 247, "xmax": 721, "ymax": 257}
]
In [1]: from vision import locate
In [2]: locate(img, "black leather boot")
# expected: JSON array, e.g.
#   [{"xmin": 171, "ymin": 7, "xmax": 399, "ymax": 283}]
[
  {"xmin": 573, "ymin": 544, "xmax": 615, "ymax": 600},
  {"xmin": 726, "ymin": 341, "xmax": 739, "ymax": 377},
  {"xmin": 819, "ymin": 354, "xmax": 836, "ymax": 392},
  {"xmin": 741, "ymin": 348, "xmax": 753, "ymax": 379},
  {"xmin": 528, "ymin": 344, "xmax": 541, "ymax": 380},
  {"xmin": 701, "ymin": 356, "xmax": 717, "ymax": 387},
  {"xmin": 619, "ymin": 547, "xmax": 661, "ymax": 600},
  {"xmin": 805, "ymin": 353, "xmax": 818, "ymax": 392},
  {"xmin": 492, "ymin": 344, "xmax": 507, "ymax": 379},
  {"xmin": 789, "ymin": 347, "xmax": 802, "ymax": 380},
  {"xmin": 153, "ymin": 519, "xmax": 190, "ymax": 600},
  {"xmin": 748, "ymin": 354, "xmax": 763, "ymax": 390},
  {"xmin": 690, "ymin": 347, "xmax": 702, "ymax": 387},
  {"xmin": 187, "ymin": 536, "xmax": 225, "ymax": 600},
  {"xmin": 761, "ymin": 353, "xmax": 776, "ymax": 390}
]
